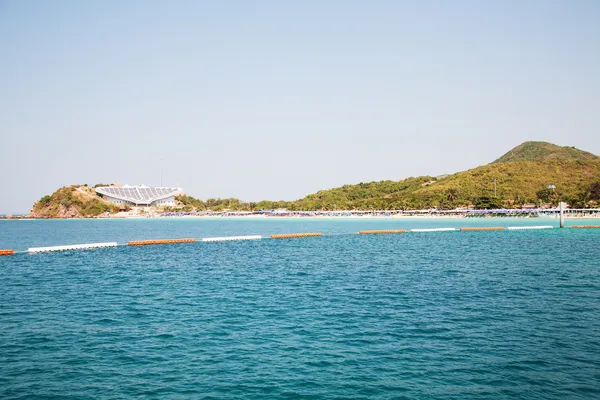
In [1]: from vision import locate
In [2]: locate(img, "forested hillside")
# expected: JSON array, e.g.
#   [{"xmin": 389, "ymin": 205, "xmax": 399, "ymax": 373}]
[{"xmin": 176, "ymin": 142, "xmax": 600, "ymax": 211}]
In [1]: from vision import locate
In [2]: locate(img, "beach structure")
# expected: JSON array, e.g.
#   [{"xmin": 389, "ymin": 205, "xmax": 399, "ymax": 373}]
[{"xmin": 95, "ymin": 185, "xmax": 182, "ymax": 207}]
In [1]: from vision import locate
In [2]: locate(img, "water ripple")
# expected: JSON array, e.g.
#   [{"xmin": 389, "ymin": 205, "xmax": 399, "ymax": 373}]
[{"xmin": 1, "ymin": 221, "xmax": 599, "ymax": 399}]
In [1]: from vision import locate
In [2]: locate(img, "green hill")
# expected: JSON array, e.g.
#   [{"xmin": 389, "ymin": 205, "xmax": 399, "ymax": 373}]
[
  {"xmin": 279, "ymin": 142, "xmax": 600, "ymax": 210},
  {"xmin": 283, "ymin": 160, "xmax": 600, "ymax": 210},
  {"xmin": 174, "ymin": 142, "xmax": 600, "ymax": 211},
  {"xmin": 492, "ymin": 141, "xmax": 599, "ymax": 163},
  {"xmin": 175, "ymin": 141, "xmax": 600, "ymax": 211}
]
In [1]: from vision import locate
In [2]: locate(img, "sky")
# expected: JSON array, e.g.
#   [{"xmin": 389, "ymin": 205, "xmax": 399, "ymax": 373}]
[{"xmin": 1, "ymin": 0, "xmax": 599, "ymax": 213}]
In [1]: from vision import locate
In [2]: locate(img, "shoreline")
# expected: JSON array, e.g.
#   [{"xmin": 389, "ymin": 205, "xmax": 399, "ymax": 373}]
[
  {"xmin": 7, "ymin": 207, "xmax": 600, "ymax": 221},
  {"xmin": 4, "ymin": 214, "xmax": 600, "ymax": 221}
]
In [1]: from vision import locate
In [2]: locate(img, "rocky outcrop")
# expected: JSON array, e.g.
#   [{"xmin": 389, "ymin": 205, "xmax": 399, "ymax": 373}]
[{"xmin": 28, "ymin": 185, "xmax": 118, "ymax": 218}]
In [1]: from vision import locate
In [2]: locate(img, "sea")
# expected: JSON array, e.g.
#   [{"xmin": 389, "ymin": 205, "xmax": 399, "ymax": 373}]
[{"xmin": 1, "ymin": 218, "xmax": 599, "ymax": 399}]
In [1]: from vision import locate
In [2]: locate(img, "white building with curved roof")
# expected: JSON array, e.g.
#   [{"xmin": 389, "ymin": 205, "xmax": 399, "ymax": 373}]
[{"xmin": 95, "ymin": 185, "xmax": 182, "ymax": 207}]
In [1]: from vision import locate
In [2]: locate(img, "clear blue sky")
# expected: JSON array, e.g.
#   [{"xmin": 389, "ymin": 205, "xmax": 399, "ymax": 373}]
[{"xmin": 1, "ymin": 0, "xmax": 599, "ymax": 213}]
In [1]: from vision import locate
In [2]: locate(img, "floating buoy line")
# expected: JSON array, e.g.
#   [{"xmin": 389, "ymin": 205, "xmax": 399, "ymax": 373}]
[{"xmin": 0, "ymin": 225, "xmax": 597, "ymax": 257}]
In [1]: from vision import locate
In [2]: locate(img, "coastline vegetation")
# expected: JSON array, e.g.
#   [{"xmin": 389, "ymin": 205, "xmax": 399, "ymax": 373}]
[
  {"xmin": 172, "ymin": 142, "xmax": 600, "ymax": 211},
  {"xmin": 172, "ymin": 162, "xmax": 600, "ymax": 212},
  {"xmin": 29, "ymin": 142, "xmax": 600, "ymax": 217}
]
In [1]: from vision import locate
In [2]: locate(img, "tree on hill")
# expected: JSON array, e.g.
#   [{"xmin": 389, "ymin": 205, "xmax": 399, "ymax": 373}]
[
  {"xmin": 588, "ymin": 182, "xmax": 600, "ymax": 200},
  {"xmin": 570, "ymin": 181, "xmax": 600, "ymax": 208},
  {"xmin": 473, "ymin": 196, "xmax": 503, "ymax": 210},
  {"xmin": 536, "ymin": 187, "xmax": 562, "ymax": 206}
]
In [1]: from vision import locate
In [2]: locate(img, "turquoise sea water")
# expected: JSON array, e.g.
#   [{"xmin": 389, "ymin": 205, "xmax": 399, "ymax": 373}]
[{"xmin": 1, "ymin": 218, "xmax": 599, "ymax": 399}]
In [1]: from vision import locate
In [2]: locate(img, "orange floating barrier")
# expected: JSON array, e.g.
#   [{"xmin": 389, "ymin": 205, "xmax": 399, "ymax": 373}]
[
  {"xmin": 0, "ymin": 249, "xmax": 14, "ymax": 256},
  {"xmin": 128, "ymin": 238, "xmax": 196, "ymax": 246},
  {"xmin": 571, "ymin": 226, "xmax": 600, "ymax": 229},
  {"xmin": 270, "ymin": 232, "xmax": 323, "ymax": 239},
  {"xmin": 359, "ymin": 230, "xmax": 406, "ymax": 235},
  {"xmin": 460, "ymin": 227, "xmax": 505, "ymax": 231}
]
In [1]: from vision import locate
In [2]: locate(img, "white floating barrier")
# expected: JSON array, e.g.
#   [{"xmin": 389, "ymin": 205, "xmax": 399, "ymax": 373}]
[
  {"xmin": 201, "ymin": 235, "xmax": 262, "ymax": 242},
  {"xmin": 507, "ymin": 226, "xmax": 554, "ymax": 230},
  {"xmin": 411, "ymin": 228, "xmax": 457, "ymax": 232},
  {"xmin": 28, "ymin": 242, "xmax": 119, "ymax": 253}
]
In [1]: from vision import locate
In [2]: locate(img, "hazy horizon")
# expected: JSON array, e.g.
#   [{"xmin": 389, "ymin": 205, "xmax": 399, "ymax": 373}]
[{"xmin": 2, "ymin": 1, "xmax": 600, "ymax": 214}]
